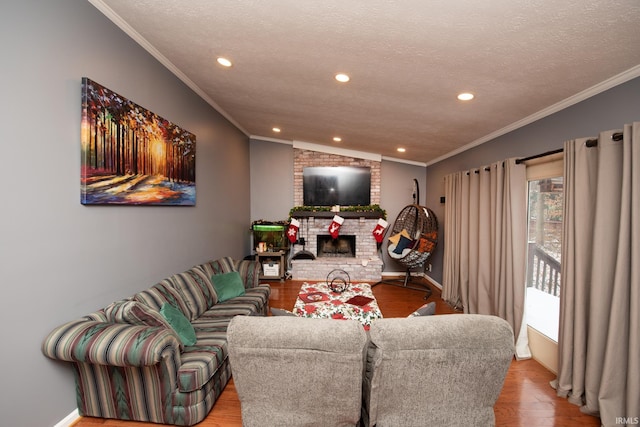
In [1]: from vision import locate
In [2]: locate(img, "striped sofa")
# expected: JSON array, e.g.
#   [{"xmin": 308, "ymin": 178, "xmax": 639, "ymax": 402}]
[{"xmin": 42, "ymin": 257, "xmax": 270, "ymax": 426}]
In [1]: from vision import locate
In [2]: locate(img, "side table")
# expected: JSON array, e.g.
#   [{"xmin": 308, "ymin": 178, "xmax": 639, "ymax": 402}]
[{"xmin": 255, "ymin": 250, "xmax": 287, "ymax": 280}]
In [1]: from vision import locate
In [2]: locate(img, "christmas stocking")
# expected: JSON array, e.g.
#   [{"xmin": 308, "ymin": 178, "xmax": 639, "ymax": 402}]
[
  {"xmin": 328, "ymin": 215, "xmax": 344, "ymax": 239},
  {"xmin": 287, "ymin": 218, "xmax": 300, "ymax": 243},
  {"xmin": 372, "ymin": 218, "xmax": 388, "ymax": 243}
]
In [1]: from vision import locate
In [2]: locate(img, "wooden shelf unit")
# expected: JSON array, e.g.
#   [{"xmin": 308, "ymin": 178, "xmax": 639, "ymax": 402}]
[{"xmin": 255, "ymin": 250, "xmax": 287, "ymax": 280}]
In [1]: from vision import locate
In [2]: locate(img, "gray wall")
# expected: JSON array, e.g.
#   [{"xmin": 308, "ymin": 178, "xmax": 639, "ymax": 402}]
[
  {"xmin": 425, "ymin": 76, "xmax": 640, "ymax": 284},
  {"xmin": 0, "ymin": 2, "xmax": 250, "ymax": 426},
  {"xmin": 250, "ymin": 139, "xmax": 295, "ymax": 221},
  {"xmin": 379, "ymin": 161, "xmax": 428, "ymax": 271},
  {"xmin": 249, "ymin": 138, "xmax": 428, "ymax": 272}
]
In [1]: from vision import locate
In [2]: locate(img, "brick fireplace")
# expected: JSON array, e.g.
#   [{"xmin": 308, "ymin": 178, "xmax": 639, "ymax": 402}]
[
  {"xmin": 290, "ymin": 148, "xmax": 384, "ymax": 281},
  {"xmin": 290, "ymin": 214, "xmax": 384, "ymax": 281}
]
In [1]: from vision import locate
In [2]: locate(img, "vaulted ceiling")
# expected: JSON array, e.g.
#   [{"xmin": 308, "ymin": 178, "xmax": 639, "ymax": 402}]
[{"xmin": 92, "ymin": 0, "xmax": 640, "ymax": 164}]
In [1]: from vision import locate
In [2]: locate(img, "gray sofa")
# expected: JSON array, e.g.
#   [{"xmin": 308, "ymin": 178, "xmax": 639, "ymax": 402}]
[
  {"xmin": 228, "ymin": 314, "xmax": 514, "ymax": 427},
  {"xmin": 228, "ymin": 316, "xmax": 367, "ymax": 426},
  {"xmin": 42, "ymin": 257, "xmax": 270, "ymax": 426},
  {"xmin": 363, "ymin": 315, "xmax": 514, "ymax": 426}
]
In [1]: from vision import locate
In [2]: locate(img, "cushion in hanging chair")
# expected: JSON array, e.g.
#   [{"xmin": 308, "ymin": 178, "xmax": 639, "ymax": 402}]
[
  {"xmin": 388, "ymin": 243, "xmax": 413, "ymax": 259},
  {"xmin": 417, "ymin": 230, "xmax": 437, "ymax": 253},
  {"xmin": 388, "ymin": 229, "xmax": 411, "ymax": 246},
  {"xmin": 388, "ymin": 229, "xmax": 416, "ymax": 258},
  {"xmin": 388, "ymin": 246, "xmax": 408, "ymax": 259},
  {"xmin": 417, "ymin": 238, "xmax": 434, "ymax": 253},
  {"xmin": 392, "ymin": 235, "xmax": 414, "ymax": 254}
]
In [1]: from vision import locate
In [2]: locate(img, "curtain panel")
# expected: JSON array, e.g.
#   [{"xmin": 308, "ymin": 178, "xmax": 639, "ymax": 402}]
[
  {"xmin": 443, "ymin": 158, "xmax": 530, "ymax": 359},
  {"xmin": 556, "ymin": 122, "xmax": 639, "ymax": 426}
]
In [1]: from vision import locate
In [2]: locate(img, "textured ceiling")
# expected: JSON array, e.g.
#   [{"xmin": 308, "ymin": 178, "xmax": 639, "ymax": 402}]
[{"xmin": 93, "ymin": 0, "xmax": 640, "ymax": 164}]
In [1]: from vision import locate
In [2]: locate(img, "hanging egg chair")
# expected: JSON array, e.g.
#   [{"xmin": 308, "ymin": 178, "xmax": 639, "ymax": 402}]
[{"xmin": 377, "ymin": 204, "xmax": 438, "ymax": 298}]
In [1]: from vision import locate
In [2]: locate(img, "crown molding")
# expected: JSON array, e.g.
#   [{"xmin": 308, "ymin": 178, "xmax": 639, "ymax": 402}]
[
  {"xmin": 249, "ymin": 135, "xmax": 293, "ymax": 145},
  {"xmin": 381, "ymin": 156, "xmax": 427, "ymax": 167},
  {"xmin": 426, "ymin": 64, "xmax": 640, "ymax": 166},
  {"xmin": 292, "ymin": 140, "xmax": 382, "ymax": 162},
  {"xmin": 88, "ymin": 0, "xmax": 250, "ymax": 136}
]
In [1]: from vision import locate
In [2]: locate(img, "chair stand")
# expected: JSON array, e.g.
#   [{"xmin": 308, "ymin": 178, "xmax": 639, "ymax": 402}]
[{"xmin": 374, "ymin": 268, "xmax": 432, "ymax": 300}]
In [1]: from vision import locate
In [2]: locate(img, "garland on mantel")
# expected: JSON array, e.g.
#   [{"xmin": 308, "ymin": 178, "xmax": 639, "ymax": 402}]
[{"xmin": 289, "ymin": 205, "xmax": 386, "ymax": 220}]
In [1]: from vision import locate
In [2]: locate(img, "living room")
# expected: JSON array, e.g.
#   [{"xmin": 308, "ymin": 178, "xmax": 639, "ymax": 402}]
[{"xmin": 2, "ymin": 2, "xmax": 640, "ymax": 426}]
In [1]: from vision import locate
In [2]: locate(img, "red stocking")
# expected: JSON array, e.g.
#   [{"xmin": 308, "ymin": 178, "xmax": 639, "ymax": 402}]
[
  {"xmin": 287, "ymin": 218, "xmax": 300, "ymax": 243},
  {"xmin": 372, "ymin": 218, "xmax": 388, "ymax": 243},
  {"xmin": 328, "ymin": 215, "xmax": 344, "ymax": 239}
]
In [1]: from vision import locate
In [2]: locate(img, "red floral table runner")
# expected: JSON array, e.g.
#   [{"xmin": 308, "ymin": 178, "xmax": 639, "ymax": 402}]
[{"xmin": 293, "ymin": 282, "xmax": 383, "ymax": 329}]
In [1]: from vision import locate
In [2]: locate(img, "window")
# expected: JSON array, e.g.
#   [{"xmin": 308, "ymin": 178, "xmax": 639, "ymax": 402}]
[{"xmin": 525, "ymin": 153, "xmax": 563, "ymax": 342}]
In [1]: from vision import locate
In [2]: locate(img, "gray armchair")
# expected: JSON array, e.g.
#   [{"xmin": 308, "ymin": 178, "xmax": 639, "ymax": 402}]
[
  {"xmin": 362, "ymin": 314, "xmax": 514, "ymax": 427},
  {"xmin": 227, "ymin": 316, "xmax": 368, "ymax": 427}
]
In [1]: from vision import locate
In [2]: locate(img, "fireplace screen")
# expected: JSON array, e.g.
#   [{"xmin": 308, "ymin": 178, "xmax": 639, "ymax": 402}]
[{"xmin": 317, "ymin": 235, "xmax": 356, "ymax": 257}]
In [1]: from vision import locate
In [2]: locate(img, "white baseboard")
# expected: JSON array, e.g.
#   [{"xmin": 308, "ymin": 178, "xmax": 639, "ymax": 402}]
[
  {"xmin": 380, "ymin": 270, "xmax": 406, "ymax": 277},
  {"xmin": 54, "ymin": 409, "xmax": 79, "ymax": 427},
  {"xmin": 420, "ymin": 273, "xmax": 442, "ymax": 290}
]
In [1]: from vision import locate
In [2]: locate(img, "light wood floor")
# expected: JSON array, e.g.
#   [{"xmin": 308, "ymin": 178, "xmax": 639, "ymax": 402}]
[{"xmin": 73, "ymin": 278, "xmax": 600, "ymax": 427}]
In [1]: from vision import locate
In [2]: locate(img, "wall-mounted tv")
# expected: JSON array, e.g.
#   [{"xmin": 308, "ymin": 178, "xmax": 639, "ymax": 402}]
[{"xmin": 303, "ymin": 166, "xmax": 371, "ymax": 206}]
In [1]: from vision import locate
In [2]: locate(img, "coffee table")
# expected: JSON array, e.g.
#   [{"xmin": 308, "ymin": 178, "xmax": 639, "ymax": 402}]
[{"xmin": 292, "ymin": 282, "xmax": 383, "ymax": 329}]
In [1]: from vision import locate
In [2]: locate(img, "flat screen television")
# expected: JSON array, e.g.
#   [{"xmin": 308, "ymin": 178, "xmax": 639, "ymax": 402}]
[{"xmin": 303, "ymin": 166, "xmax": 371, "ymax": 206}]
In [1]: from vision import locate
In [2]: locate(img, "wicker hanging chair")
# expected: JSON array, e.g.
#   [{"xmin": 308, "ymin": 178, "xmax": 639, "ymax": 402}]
[{"xmin": 377, "ymin": 204, "xmax": 438, "ymax": 298}]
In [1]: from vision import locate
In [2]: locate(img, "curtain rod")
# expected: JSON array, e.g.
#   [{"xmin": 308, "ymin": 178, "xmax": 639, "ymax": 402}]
[
  {"xmin": 586, "ymin": 131, "xmax": 623, "ymax": 147},
  {"xmin": 515, "ymin": 148, "xmax": 563, "ymax": 164},
  {"xmin": 466, "ymin": 165, "xmax": 494, "ymax": 175},
  {"xmin": 515, "ymin": 131, "xmax": 623, "ymax": 164}
]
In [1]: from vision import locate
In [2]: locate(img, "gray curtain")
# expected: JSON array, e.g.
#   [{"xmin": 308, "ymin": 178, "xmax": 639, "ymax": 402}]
[
  {"xmin": 443, "ymin": 158, "xmax": 530, "ymax": 359},
  {"xmin": 556, "ymin": 123, "xmax": 640, "ymax": 426},
  {"xmin": 442, "ymin": 171, "xmax": 463, "ymax": 309}
]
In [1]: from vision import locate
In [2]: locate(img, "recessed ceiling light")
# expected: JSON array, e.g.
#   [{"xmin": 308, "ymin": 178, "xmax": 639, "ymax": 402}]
[
  {"xmin": 333, "ymin": 137, "xmax": 342, "ymax": 142},
  {"xmin": 397, "ymin": 147, "xmax": 406, "ymax": 153},
  {"xmin": 335, "ymin": 73, "xmax": 350, "ymax": 83},
  {"xmin": 457, "ymin": 92, "xmax": 474, "ymax": 101},
  {"xmin": 217, "ymin": 57, "xmax": 232, "ymax": 67},
  {"xmin": 272, "ymin": 127, "xmax": 281, "ymax": 133}
]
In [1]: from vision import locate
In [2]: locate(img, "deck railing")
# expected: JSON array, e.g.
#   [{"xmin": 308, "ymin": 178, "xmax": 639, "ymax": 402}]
[{"xmin": 527, "ymin": 242, "xmax": 561, "ymax": 297}]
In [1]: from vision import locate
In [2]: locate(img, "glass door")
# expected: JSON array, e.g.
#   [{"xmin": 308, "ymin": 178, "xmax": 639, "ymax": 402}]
[{"xmin": 525, "ymin": 175, "xmax": 563, "ymax": 341}]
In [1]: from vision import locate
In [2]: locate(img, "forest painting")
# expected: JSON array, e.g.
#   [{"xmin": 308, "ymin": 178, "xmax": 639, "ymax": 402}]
[{"xmin": 81, "ymin": 78, "xmax": 196, "ymax": 205}]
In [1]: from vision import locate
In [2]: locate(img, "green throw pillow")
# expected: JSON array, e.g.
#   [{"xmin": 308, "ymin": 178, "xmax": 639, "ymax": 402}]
[
  {"xmin": 159, "ymin": 303, "xmax": 197, "ymax": 346},
  {"xmin": 212, "ymin": 271, "xmax": 246, "ymax": 302}
]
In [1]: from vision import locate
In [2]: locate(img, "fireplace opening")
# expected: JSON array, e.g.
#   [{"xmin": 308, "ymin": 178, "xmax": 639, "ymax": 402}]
[{"xmin": 317, "ymin": 235, "xmax": 356, "ymax": 258}]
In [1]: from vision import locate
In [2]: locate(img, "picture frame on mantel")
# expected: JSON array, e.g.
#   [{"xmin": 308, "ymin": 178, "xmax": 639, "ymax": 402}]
[{"xmin": 80, "ymin": 77, "xmax": 196, "ymax": 205}]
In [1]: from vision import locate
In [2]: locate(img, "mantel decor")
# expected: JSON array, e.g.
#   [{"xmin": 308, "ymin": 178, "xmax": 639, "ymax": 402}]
[
  {"xmin": 289, "ymin": 205, "xmax": 386, "ymax": 220},
  {"xmin": 80, "ymin": 78, "xmax": 196, "ymax": 205}
]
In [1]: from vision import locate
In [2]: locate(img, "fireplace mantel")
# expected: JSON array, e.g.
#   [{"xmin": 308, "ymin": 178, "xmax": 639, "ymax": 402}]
[{"xmin": 291, "ymin": 210, "xmax": 385, "ymax": 219}]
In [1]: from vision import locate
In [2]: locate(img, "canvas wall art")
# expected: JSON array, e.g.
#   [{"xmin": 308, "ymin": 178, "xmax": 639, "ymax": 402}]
[{"xmin": 81, "ymin": 77, "xmax": 196, "ymax": 205}]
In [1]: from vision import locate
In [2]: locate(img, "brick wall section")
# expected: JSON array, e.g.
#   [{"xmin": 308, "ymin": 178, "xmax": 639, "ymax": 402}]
[
  {"xmin": 291, "ymin": 258, "xmax": 383, "ymax": 282},
  {"xmin": 291, "ymin": 149, "xmax": 384, "ymax": 281},
  {"xmin": 294, "ymin": 217, "xmax": 380, "ymax": 259},
  {"xmin": 291, "ymin": 217, "xmax": 383, "ymax": 281},
  {"xmin": 293, "ymin": 149, "xmax": 381, "ymax": 206}
]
